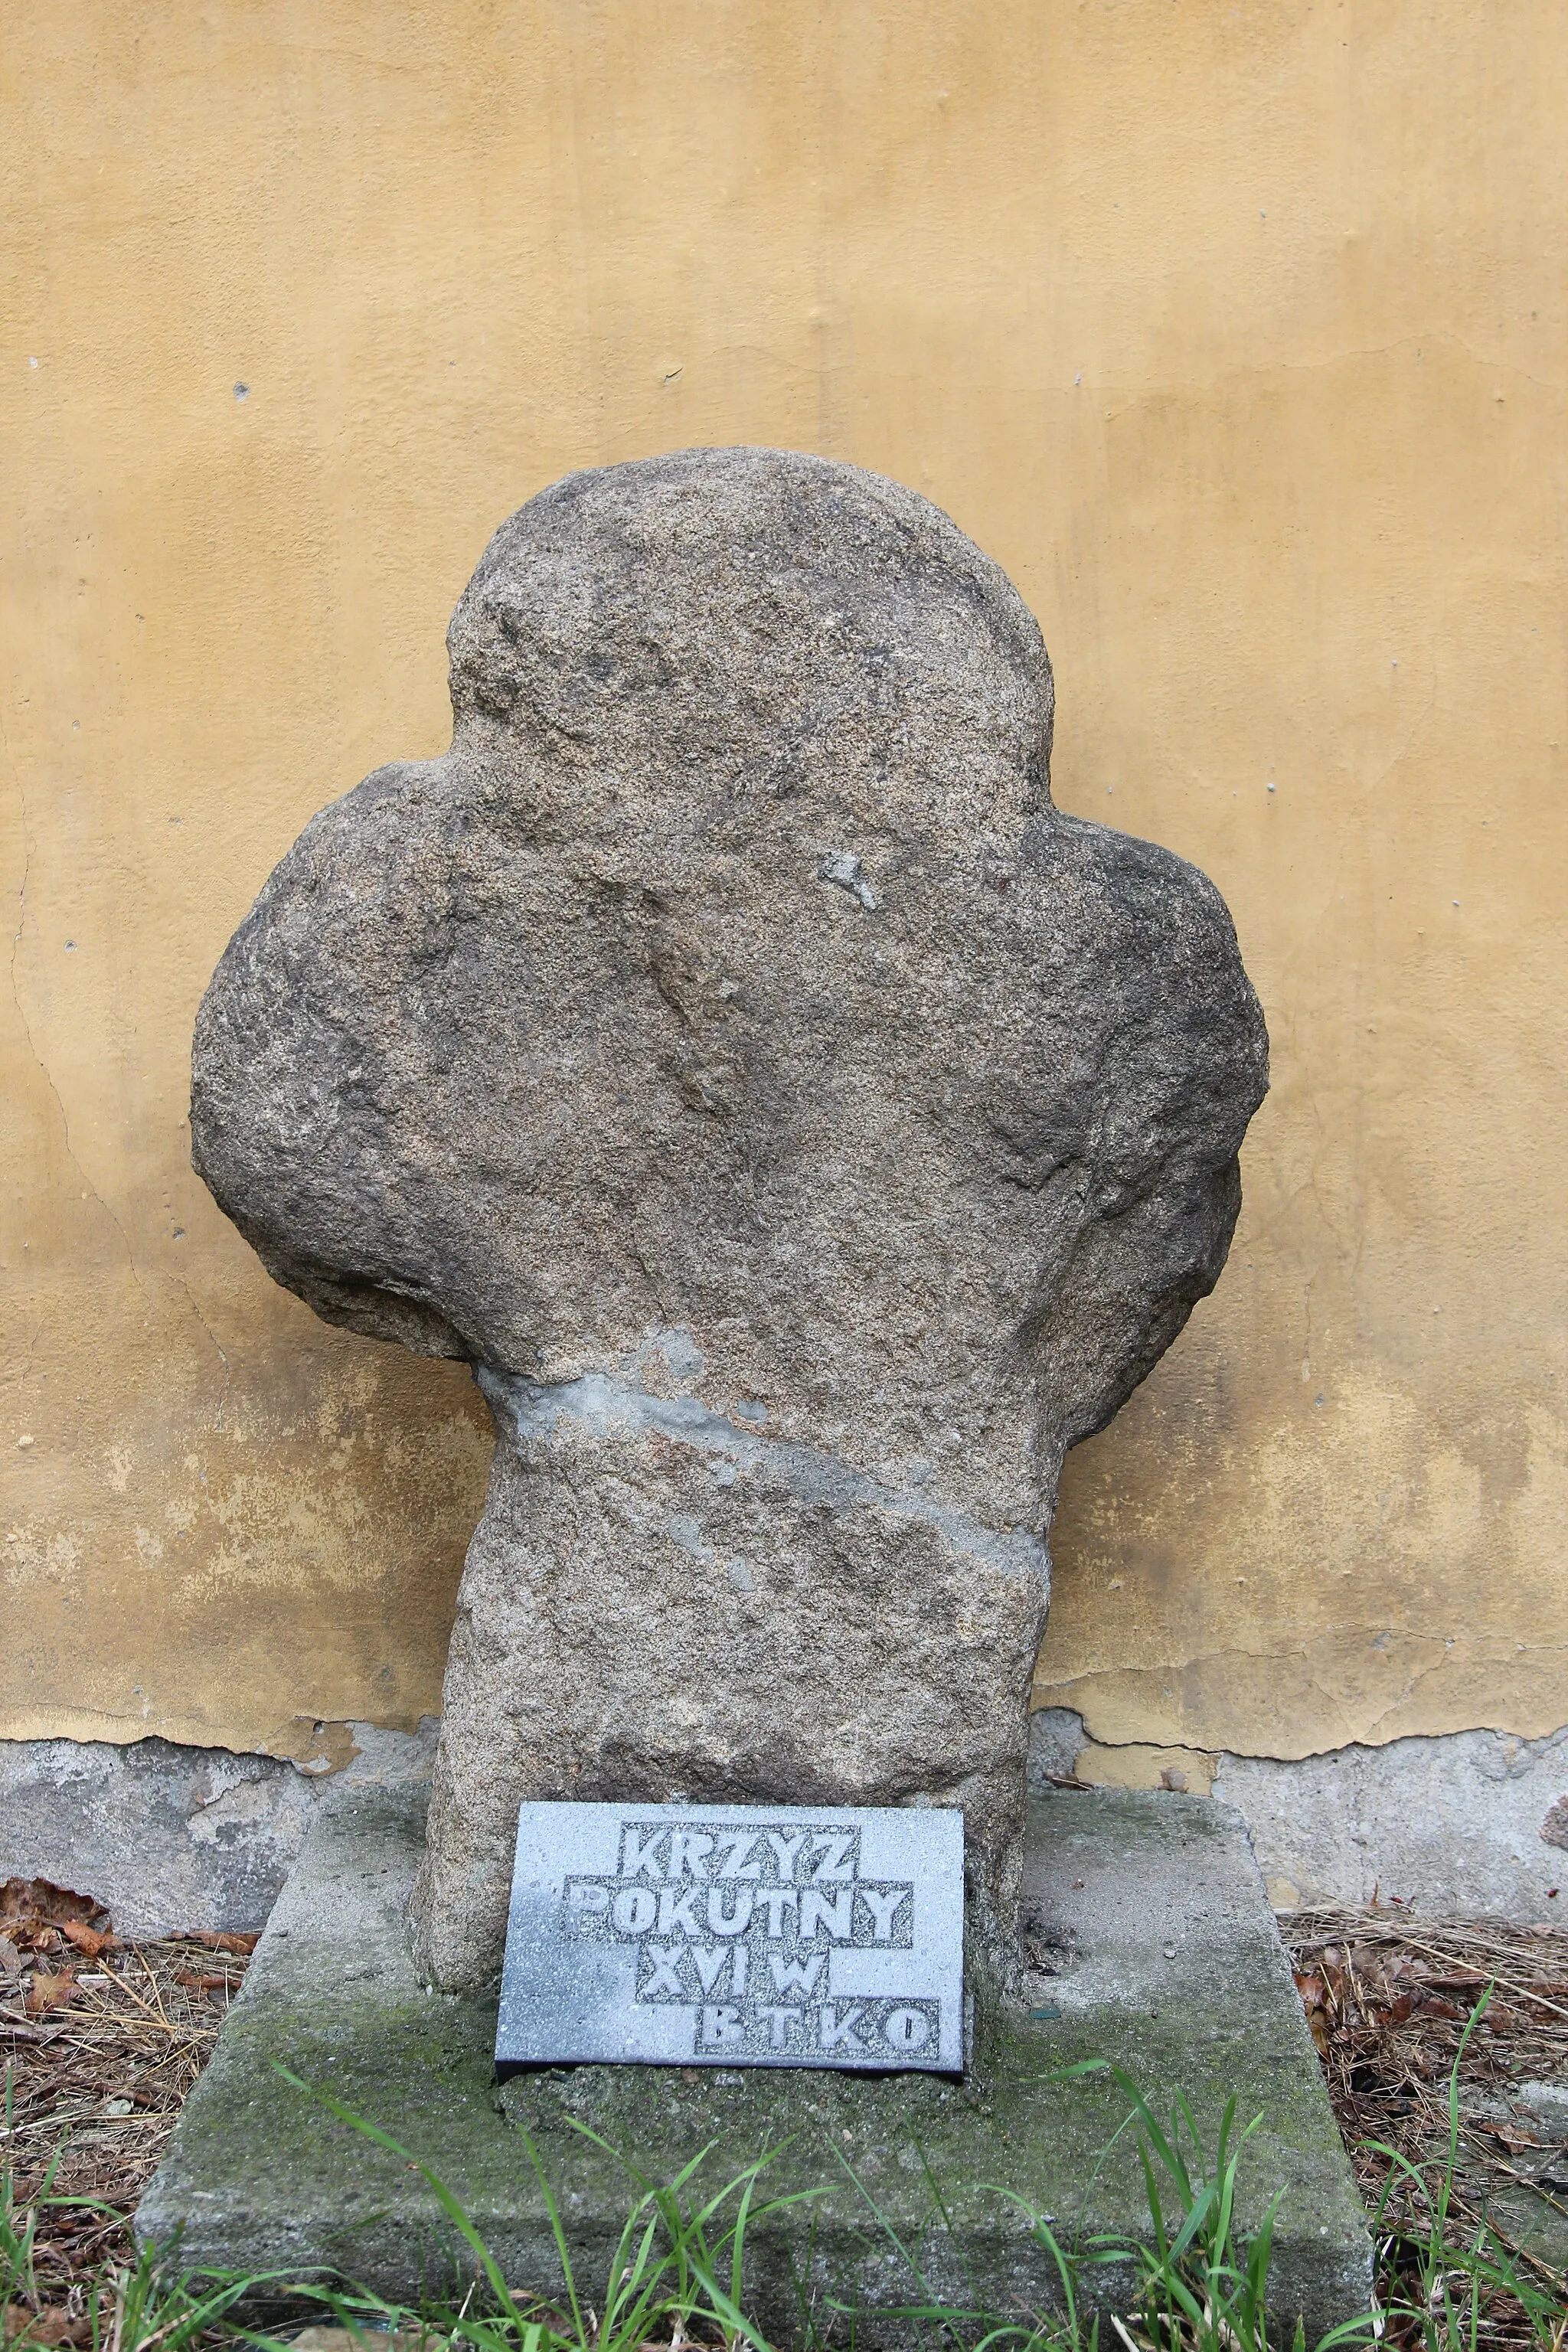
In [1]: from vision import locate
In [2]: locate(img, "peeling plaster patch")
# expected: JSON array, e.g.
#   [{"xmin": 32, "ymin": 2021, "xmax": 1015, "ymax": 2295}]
[
  {"xmin": 1027, "ymin": 1707, "xmax": 1218, "ymax": 1795},
  {"xmin": 2, "ymin": 1524, "xmax": 84, "ymax": 1588},
  {"xmin": 0, "ymin": 1720, "xmax": 436, "ymax": 1936},
  {"xmin": 1031, "ymin": 1712, "xmax": 1568, "ymax": 1919},
  {"xmin": 1074, "ymin": 1740, "xmax": 1217, "ymax": 1796},
  {"xmin": 291, "ymin": 1717, "xmax": 361, "ymax": 1775}
]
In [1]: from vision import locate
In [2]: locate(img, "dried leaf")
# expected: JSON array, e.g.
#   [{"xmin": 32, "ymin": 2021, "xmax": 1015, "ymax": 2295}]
[
  {"xmin": 24, "ymin": 1971, "xmax": 77, "ymax": 2017},
  {"xmin": 0, "ymin": 1879, "xmax": 109, "ymax": 1934},
  {"xmin": 57, "ymin": 1921, "xmax": 117, "ymax": 1960},
  {"xmin": 4, "ymin": 2307, "xmax": 87, "ymax": 2347},
  {"xmin": 1284, "ymin": 1899, "xmax": 1568, "ymax": 2325},
  {"xmin": 182, "ymin": 1929, "xmax": 260, "ymax": 1955}
]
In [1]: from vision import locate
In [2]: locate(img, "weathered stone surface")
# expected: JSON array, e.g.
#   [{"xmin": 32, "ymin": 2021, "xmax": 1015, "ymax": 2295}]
[{"xmin": 191, "ymin": 448, "xmax": 1268, "ymax": 1988}]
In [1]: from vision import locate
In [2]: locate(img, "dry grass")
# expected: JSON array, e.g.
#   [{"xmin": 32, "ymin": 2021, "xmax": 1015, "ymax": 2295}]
[
  {"xmin": 2, "ymin": 1928, "xmax": 253, "ymax": 2337},
  {"xmin": 1284, "ymin": 1906, "xmax": 1568, "ymax": 2350}
]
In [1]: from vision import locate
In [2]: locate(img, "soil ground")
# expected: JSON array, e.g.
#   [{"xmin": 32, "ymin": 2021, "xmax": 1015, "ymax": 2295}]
[
  {"xmin": 2, "ymin": 1904, "xmax": 1566, "ymax": 2346},
  {"xmin": 1282, "ymin": 1908, "xmax": 1568, "ymax": 2349},
  {"xmin": 3, "ymin": 1922, "xmax": 253, "ymax": 2341}
]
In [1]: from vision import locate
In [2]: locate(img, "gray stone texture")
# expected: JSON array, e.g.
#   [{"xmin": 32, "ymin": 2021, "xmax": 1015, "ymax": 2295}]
[
  {"xmin": 0, "ymin": 1723, "xmax": 436, "ymax": 1937},
  {"xmin": 189, "ymin": 448, "xmax": 1269, "ymax": 1989},
  {"xmin": 136, "ymin": 1782, "xmax": 1370, "ymax": 2345},
  {"xmin": 1213, "ymin": 1723, "xmax": 1568, "ymax": 1916}
]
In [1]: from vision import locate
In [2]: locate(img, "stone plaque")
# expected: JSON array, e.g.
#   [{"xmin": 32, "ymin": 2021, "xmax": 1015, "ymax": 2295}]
[{"xmin": 495, "ymin": 1801, "xmax": 965, "ymax": 2072}]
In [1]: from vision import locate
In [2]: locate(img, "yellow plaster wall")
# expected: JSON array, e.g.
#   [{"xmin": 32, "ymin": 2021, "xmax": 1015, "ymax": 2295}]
[{"xmin": 4, "ymin": 2, "xmax": 1565, "ymax": 1766}]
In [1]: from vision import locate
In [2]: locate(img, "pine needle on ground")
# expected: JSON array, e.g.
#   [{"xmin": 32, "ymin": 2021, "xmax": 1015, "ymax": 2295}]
[{"xmin": 1284, "ymin": 1906, "xmax": 1568, "ymax": 2351}]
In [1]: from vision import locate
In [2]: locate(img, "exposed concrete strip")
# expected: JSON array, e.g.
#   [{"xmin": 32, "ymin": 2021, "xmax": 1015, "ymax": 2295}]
[
  {"xmin": 8, "ymin": 1710, "xmax": 1565, "ymax": 1938},
  {"xmin": 0, "ymin": 1720, "xmax": 436, "ymax": 1936},
  {"xmin": 481, "ymin": 1365, "xmax": 1050, "ymax": 1586},
  {"xmin": 1214, "ymin": 1726, "xmax": 1568, "ymax": 1916},
  {"xmin": 1030, "ymin": 1710, "xmax": 1568, "ymax": 1920}
]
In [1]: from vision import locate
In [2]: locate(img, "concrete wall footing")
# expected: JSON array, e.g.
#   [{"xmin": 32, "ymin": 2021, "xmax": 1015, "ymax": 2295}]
[
  {"xmin": 5, "ymin": 1717, "xmax": 1566, "ymax": 1938},
  {"xmin": 0, "ymin": 1722, "xmax": 438, "ymax": 1937},
  {"xmin": 1031, "ymin": 1709, "xmax": 1568, "ymax": 1921}
]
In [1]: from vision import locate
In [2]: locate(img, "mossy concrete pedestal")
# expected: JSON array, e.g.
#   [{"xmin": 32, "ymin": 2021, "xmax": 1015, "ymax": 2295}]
[{"xmin": 136, "ymin": 1782, "xmax": 1370, "ymax": 2344}]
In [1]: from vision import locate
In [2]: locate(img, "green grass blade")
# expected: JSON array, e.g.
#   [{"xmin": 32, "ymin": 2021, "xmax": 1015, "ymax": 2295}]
[{"xmin": 270, "ymin": 2063, "xmax": 528, "ymax": 2327}]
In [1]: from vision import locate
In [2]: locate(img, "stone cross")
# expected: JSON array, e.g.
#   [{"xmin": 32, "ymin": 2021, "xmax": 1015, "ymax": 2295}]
[{"xmin": 191, "ymin": 448, "xmax": 1268, "ymax": 1991}]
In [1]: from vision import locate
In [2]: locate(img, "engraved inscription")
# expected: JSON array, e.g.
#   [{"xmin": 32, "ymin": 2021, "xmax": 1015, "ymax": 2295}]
[
  {"xmin": 559, "ymin": 1821, "xmax": 926, "ymax": 2058},
  {"xmin": 496, "ymin": 1799, "xmax": 964, "ymax": 2073}
]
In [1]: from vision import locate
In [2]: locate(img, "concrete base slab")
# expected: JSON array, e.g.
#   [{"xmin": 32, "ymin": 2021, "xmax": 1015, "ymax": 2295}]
[{"xmin": 137, "ymin": 1783, "xmax": 1370, "ymax": 2345}]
